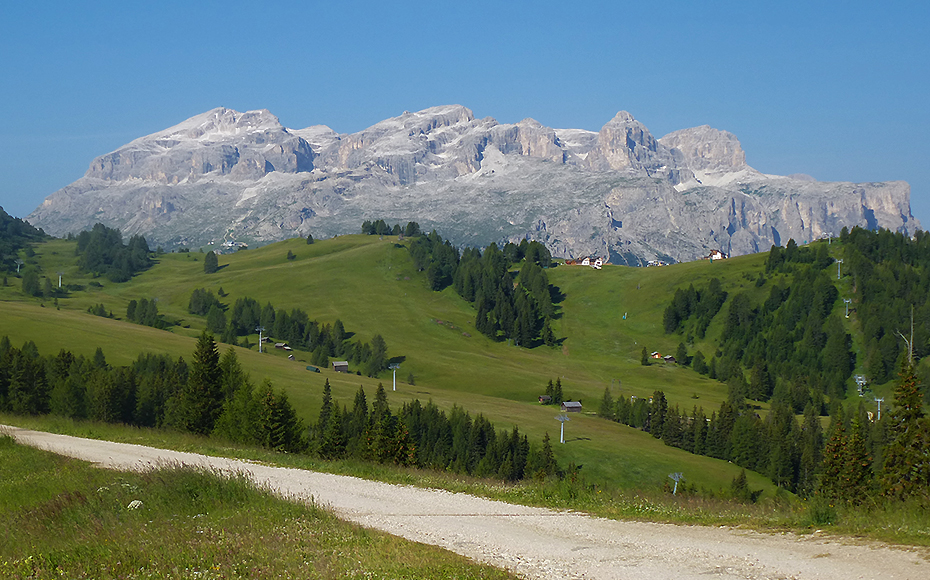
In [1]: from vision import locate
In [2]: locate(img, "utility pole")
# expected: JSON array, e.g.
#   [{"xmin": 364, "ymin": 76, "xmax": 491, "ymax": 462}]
[
  {"xmin": 389, "ymin": 363, "xmax": 400, "ymax": 391},
  {"xmin": 256, "ymin": 326, "xmax": 265, "ymax": 353},
  {"xmin": 555, "ymin": 414, "xmax": 570, "ymax": 444}
]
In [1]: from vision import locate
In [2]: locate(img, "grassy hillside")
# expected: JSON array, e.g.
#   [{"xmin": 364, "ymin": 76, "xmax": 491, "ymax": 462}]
[
  {"xmin": 0, "ymin": 234, "xmax": 814, "ymax": 495},
  {"xmin": 0, "ymin": 435, "xmax": 515, "ymax": 579}
]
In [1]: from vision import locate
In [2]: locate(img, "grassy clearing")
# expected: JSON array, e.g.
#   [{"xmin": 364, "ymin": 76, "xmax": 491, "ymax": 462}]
[{"xmin": 0, "ymin": 434, "xmax": 515, "ymax": 580}]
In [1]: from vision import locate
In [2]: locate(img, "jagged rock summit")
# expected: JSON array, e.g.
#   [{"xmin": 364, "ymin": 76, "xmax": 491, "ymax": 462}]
[{"xmin": 29, "ymin": 105, "xmax": 918, "ymax": 264}]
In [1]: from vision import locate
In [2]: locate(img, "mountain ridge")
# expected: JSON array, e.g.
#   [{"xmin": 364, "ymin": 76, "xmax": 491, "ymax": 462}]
[{"xmin": 28, "ymin": 105, "xmax": 918, "ymax": 263}]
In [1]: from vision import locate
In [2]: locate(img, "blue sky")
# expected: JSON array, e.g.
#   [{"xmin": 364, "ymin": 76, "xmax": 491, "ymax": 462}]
[{"xmin": 1, "ymin": 1, "xmax": 928, "ymax": 225}]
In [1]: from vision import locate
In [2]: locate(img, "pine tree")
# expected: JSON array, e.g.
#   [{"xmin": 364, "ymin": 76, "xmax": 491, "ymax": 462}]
[
  {"xmin": 553, "ymin": 378, "xmax": 563, "ymax": 405},
  {"xmin": 648, "ymin": 390, "xmax": 667, "ymax": 438},
  {"xmin": 257, "ymin": 379, "xmax": 305, "ymax": 452},
  {"xmin": 641, "ymin": 346, "xmax": 649, "ymax": 366},
  {"xmin": 731, "ymin": 469, "xmax": 753, "ymax": 502},
  {"xmin": 204, "ymin": 251, "xmax": 218, "ymax": 274},
  {"xmin": 182, "ymin": 331, "xmax": 223, "ymax": 434},
  {"xmin": 842, "ymin": 414, "xmax": 873, "ymax": 503},
  {"xmin": 880, "ymin": 362, "xmax": 930, "ymax": 498},
  {"xmin": 692, "ymin": 351, "xmax": 708, "ymax": 374},
  {"xmin": 820, "ymin": 405, "xmax": 847, "ymax": 501},
  {"xmin": 317, "ymin": 378, "xmax": 333, "ymax": 440},
  {"xmin": 598, "ymin": 387, "xmax": 614, "ymax": 419},
  {"xmin": 797, "ymin": 402, "xmax": 823, "ymax": 498},
  {"xmin": 320, "ymin": 404, "xmax": 346, "ymax": 459},
  {"xmin": 218, "ymin": 346, "xmax": 248, "ymax": 399},
  {"xmin": 535, "ymin": 432, "xmax": 557, "ymax": 478}
]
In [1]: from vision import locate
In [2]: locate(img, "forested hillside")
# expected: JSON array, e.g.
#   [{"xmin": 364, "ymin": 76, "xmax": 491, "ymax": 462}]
[
  {"xmin": 654, "ymin": 227, "xmax": 930, "ymax": 501},
  {"xmin": 0, "ymin": 206, "xmax": 46, "ymax": 273}
]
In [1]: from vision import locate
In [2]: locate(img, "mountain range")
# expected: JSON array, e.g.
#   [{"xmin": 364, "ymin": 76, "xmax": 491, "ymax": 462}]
[{"xmin": 28, "ymin": 105, "xmax": 919, "ymax": 263}]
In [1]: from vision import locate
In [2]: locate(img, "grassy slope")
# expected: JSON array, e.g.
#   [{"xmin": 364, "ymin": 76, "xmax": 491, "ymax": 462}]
[
  {"xmin": 1, "ymin": 236, "xmax": 808, "ymax": 495},
  {"xmin": 0, "ymin": 435, "xmax": 514, "ymax": 579}
]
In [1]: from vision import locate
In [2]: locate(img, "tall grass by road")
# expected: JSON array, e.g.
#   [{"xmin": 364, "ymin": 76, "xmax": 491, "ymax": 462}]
[{"xmin": 0, "ymin": 434, "xmax": 515, "ymax": 580}]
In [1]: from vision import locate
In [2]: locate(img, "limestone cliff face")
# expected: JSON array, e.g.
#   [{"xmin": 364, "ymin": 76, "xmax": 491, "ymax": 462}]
[{"xmin": 28, "ymin": 105, "xmax": 919, "ymax": 262}]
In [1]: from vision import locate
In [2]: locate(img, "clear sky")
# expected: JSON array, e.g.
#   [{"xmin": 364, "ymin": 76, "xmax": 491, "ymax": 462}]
[{"xmin": 1, "ymin": 1, "xmax": 928, "ymax": 226}]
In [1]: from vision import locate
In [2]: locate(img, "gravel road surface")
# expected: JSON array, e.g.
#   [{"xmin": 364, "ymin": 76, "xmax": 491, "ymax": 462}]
[{"xmin": 5, "ymin": 425, "xmax": 929, "ymax": 579}]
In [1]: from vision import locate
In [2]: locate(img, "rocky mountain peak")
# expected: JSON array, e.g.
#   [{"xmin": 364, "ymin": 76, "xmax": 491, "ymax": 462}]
[
  {"xmin": 584, "ymin": 110, "xmax": 678, "ymax": 178},
  {"xmin": 659, "ymin": 125, "xmax": 747, "ymax": 172},
  {"xmin": 85, "ymin": 107, "xmax": 312, "ymax": 183},
  {"xmin": 29, "ymin": 104, "xmax": 919, "ymax": 266}
]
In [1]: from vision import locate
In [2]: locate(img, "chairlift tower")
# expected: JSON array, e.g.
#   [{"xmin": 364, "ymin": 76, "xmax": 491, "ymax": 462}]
[
  {"xmin": 874, "ymin": 397, "xmax": 884, "ymax": 421},
  {"xmin": 843, "ymin": 298, "xmax": 851, "ymax": 318},
  {"xmin": 669, "ymin": 472, "xmax": 684, "ymax": 495},
  {"xmin": 836, "ymin": 259, "xmax": 843, "ymax": 280},
  {"xmin": 389, "ymin": 363, "xmax": 400, "ymax": 391},
  {"xmin": 14, "ymin": 258, "xmax": 23, "ymax": 273},
  {"xmin": 555, "ymin": 414, "xmax": 570, "ymax": 444},
  {"xmin": 56, "ymin": 271, "xmax": 64, "ymax": 288},
  {"xmin": 255, "ymin": 326, "xmax": 265, "ymax": 353}
]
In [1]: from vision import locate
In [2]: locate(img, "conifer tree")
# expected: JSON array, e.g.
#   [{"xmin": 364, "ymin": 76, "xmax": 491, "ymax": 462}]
[
  {"xmin": 257, "ymin": 379, "xmax": 305, "ymax": 452},
  {"xmin": 648, "ymin": 390, "xmax": 667, "ymax": 438},
  {"xmin": 842, "ymin": 414, "xmax": 873, "ymax": 503},
  {"xmin": 797, "ymin": 402, "xmax": 823, "ymax": 498},
  {"xmin": 182, "ymin": 331, "xmax": 223, "ymax": 434},
  {"xmin": 880, "ymin": 362, "xmax": 930, "ymax": 498},
  {"xmin": 317, "ymin": 378, "xmax": 333, "ymax": 440},
  {"xmin": 218, "ymin": 346, "xmax": 248, "ymax": 399},
  {"xmin": 203, "ymin": 251, "xmax": 218, "ymax": 274},
  {"xmin": 598, "ymin": 387, "xmax": 614, "ymax": 419},
  {"xmin": 535, "ymin": 432, "xmax": 557, "ymax": 478},
  {"xmin": 553, "ymin": 378, "xmax": 563, "ymax": 405},
  {"xmin": 820, "ymin": 405, "xmax": 847, "ymax": 501},
  {"xmin": 320, "ymin": 404, "xmax": 346, "ymax": 459}
]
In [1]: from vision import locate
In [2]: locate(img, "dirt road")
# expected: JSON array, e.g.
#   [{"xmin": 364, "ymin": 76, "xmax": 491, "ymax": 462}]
[{"xmin": 5, "ymin": 425, "xmax": 928, "ymax": 579}]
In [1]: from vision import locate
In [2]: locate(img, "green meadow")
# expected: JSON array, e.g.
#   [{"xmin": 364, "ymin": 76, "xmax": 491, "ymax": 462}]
[{"xmin": 2, "ymin": 234, "xmax": 806, "ymax": 495}]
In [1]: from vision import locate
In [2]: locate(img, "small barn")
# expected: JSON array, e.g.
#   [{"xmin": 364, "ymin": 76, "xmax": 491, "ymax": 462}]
[
  {"xmin": 332, "ymin": 361, "xmax": 349, "ymax": 373},
  {"xmin": 561, "ymin": 401, "xmax": 582, "ymax": 413},
  {"xmin": 538, "ymin": 395, "xmax": 552, "ymax": 404}
]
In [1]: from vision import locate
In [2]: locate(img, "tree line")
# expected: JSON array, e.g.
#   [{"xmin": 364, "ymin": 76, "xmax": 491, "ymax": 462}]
[
  {"xmin": 599, "ymin": 360, "xmax": 930, "ymax": 502},
  {"xmin": 0, "ymin": 333, "xmax": 306, "ymax": 452},
  {"xmin": 188, "ymin": 288, "xmax": 390, "ymax": 376},
  {"xmin": 403, "ymin": 226, "xmax": 558, "ymax": 348},
  {"xmin": 311, "ymin": 380, "xmax": 564, "ymax": 481},
  {"xmin": 361, "ymin": 219, "xmax": 422, "ymax": 237},
  {"xmin": 0, "ymin": 332, "xmax": 566, "ymax": 482}
]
